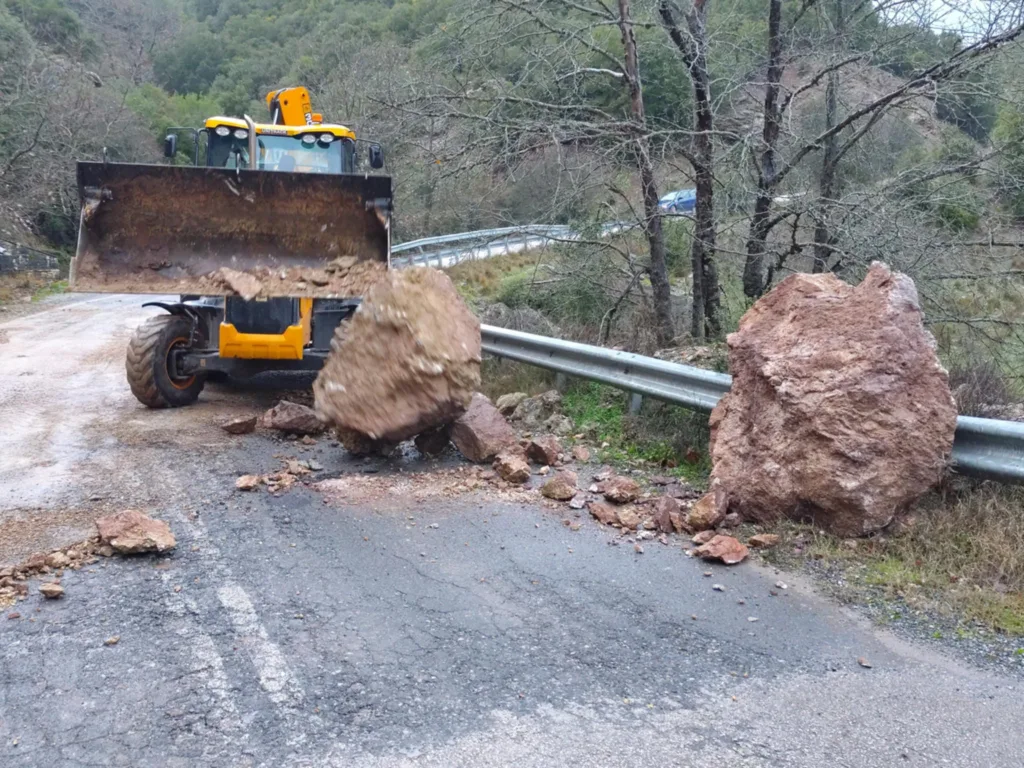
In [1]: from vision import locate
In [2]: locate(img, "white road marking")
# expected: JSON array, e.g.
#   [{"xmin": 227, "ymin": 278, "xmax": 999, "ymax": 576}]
[{"xmin": 217, "ymin": 581, "xmax": 303, "ymax": 706}]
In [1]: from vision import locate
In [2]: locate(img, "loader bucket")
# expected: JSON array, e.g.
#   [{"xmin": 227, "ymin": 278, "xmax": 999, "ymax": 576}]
[{"xmin": 71, "ymin": 162, "xmax": 392, "ymax": 297}]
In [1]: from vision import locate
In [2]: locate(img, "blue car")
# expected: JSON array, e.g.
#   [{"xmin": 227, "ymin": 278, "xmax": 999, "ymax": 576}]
[{"xmin": 658, "ymin": 188, "xmax": 696, "ymax": 214}]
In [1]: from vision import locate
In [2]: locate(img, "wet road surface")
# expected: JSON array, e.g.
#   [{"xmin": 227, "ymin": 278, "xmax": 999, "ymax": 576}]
[{"xmin": 1, "ymin": 295, "xmax": 1021, "ymax": 767}]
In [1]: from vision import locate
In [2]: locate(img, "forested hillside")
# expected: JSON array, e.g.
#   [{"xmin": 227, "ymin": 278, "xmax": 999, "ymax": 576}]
[{"xmin": 3, "ymin": 0, "xmax": 1024, "ymax": 388}]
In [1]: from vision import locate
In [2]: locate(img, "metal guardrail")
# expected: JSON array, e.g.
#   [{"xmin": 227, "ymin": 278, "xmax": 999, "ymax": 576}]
[
  {"xmin": 0, "ymin": 239, "xmax": 62, "ymax": 274},
  {"xmin": 392, "ymin": 225, "xmax": 574, "ymax": 269},
  {"xmin": 480, "ymin": 324, "xmax": 1024, "ymax": 483}
]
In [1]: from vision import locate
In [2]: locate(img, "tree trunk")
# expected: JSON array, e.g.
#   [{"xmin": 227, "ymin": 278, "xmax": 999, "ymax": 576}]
[
  {"xmin": 742, "ymin": 0, "xmax": 783, "ymax": 298},
  {"xmin": 618, "ymin": 0, "xmax": 674, "ymax": 347},
  {"xmin": 812, "ymin": 0, "xmax": 843, "ymax": 274},
  {"xmin": 659, "ymin": 0, "xmax": 719, "ymax": 339}
]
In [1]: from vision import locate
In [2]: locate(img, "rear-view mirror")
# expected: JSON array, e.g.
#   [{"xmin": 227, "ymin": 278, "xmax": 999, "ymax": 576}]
[
  {"xmin": 369, "ymin": 143, "xmax": 384, "ymax": 169},
  {"xmin": 164, "ymin": 134, "xmax": 177, "ymax": 159}
]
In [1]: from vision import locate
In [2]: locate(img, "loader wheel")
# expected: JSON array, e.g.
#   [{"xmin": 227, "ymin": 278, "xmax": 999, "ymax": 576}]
[{"xmin": 126, "ymin": 315, "xmax": 205, "ymax": 408}]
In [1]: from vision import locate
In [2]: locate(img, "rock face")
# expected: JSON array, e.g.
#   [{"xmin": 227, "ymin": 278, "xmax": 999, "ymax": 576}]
[
  {"xmin": 313, "ymin": 268, "xmax": 481, "ymax": 442},
  {"xmin": 95, "ymin": 510, "xmax": 176, "ymax": 554},
  {"xmin": 450, "ymin": 394, "xmax": 517, "ymax": 462},
  {"xmin": 263, "ymin": 401, "xmax": 324, "ymax": 435},
  {"xmin": 709, "ymin": 263, "xmax": 957, "ymax": 537}
]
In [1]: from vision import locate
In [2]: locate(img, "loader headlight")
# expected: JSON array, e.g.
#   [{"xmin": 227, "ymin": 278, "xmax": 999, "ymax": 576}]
[
  {"xmin": 233, "ymin": 129, "xmax": 248, "ymax": 140},
  {"xmin": 319, "ymin": 133, "xmax": 334, "ymax": 144},
  {"xmin": 215, "ymin": 126, "xmax": 231, "ymax": 137},
  {"xmin": 301, "ymin": 134, "xmax": 317, "ymax": 145}
]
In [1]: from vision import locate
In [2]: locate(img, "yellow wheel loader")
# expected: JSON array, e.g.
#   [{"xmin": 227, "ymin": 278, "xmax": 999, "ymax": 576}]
[{"xmin": 70, "ymin": 86, "xmax": 392, "ymax": 407}]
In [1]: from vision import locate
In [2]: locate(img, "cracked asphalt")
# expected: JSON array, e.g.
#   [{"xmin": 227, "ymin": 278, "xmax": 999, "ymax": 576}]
[{"xmin": 1, "ymin": 295, "xmax": 1022, "ymax": 767}]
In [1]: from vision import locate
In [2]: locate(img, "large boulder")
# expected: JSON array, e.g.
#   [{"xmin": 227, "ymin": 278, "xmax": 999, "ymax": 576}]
[
  {"xmin": 450, "ymin": 393, "xmax": 517, "ymax": 462},
  {"xmin": 709, "ymin": 263, "xmax": 957, "ymax": 537},
  {"xmin": 313, "ymin": 268, "xmax": 481, "ymax": 442}
]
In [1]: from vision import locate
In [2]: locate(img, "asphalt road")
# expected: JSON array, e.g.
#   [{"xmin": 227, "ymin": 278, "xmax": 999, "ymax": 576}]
[{"xmin": 1, "ymin": 294, "xmax": 1022, "ymax": 767}]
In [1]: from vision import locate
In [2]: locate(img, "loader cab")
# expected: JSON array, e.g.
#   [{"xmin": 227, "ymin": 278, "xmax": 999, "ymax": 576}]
[{"xmin": 202, "ymin": 118, "xmax": 358, "ymax": 174}]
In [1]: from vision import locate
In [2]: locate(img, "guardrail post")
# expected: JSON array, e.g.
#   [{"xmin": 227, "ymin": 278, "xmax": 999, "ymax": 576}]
[
  {"xmin": 628, "ymin": 392, "xmax": 643, "ymax": 415},
  {"xmin": 554, "ymin": 372, "xmax": 568, "ymax": 392}
]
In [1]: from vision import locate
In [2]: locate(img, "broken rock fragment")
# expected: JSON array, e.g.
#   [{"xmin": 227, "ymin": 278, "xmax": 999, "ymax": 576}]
[
  {"xmin": 694, "ymin": 534, "xmax": 749, "ymax": 565},
  {"xmin": 653, "ymin": 496, "xmax": 681, "ymax": 534},
  {"xmin": 495, "ymin": 392, "xmax": 528, "ymax": 416},
  {"xmin": 450, "ymin": 393, "xmax": 517, "ymax": 463},
  {"xmin": 39, "ymin": 582, "xmax": 64, "ymax": 599},
  {"xmin": 493, "ymin": 449, "xmax": 531, "ymax": 484},
  {"xmin": 221, "ymin": 415, "xmax": 258, "ymax": 435},
  {"xmin": 264, "ymin": 401, "xmax": 325, "ymax": 436},
  {"xmin": 235, "ymin": 474, "xmax": 262, "ymax": 491},
  {"xmin": 709, "ymin": 262, "xmax": 957, "ymax": 537},
  {"xmin": 686, "ymin": 492, "xmax": 725, "ymax": 532},
  {"xmin": 95, "ymin": 510, "xmax": 176, "ymax": 555},
  {"xmin": 588, "ymin": 500, "xmax": 620, "ymax": 526},
  {"xmin": 602, "ymin": 476, "xmax": 640, "ymax": 504},
  {"xmin": 747, "ymin": 533, "xmax": 781, "ymax": 549},
  {"xmin": 313, "ymin": 267, "xmax": 480, "ymax": 443},
  {"xmin": 540, "ymin": 470, "xmax": 578, "ymax": 501},
  {"xmin": 527, "ymin": 435, "xmax": 562, "ymax": 466}
]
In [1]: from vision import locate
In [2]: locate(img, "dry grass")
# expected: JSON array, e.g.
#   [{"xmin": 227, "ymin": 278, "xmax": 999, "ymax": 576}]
[
  {"xmin": 763, "ymin": 479, "xmax": 1024, "ymax": 635},
  {"xmin": 446, "ymin": 251, "xmax": 548, "ymax": 303},
  {"xmin": 479, "ymin": 358, "xmax": 556, "ymax": 402}
]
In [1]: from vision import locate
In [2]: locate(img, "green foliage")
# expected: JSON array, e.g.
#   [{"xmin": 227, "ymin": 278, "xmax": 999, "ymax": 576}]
[
  {"xmin": 153, "ymin": 27, "xmax": 226, "ymax": 94},
  {"xmin": 934, "ymin": 198, "xmax": 980, "ymax": 233},
  {"xmin": 496, "ymin": 259, "xmax": 608, "ymax": 329},
  {"xmin": 126, "ymin": 84, "xmax": 224, "ymax": 159},
  {"xmin": 2, "ymin": 0, "xmax": 95, "ymax": 55},
  {"xmin": 0, "ymin": 3, "xmax": 31, "ymax": 68},
  {"xmin": 994, "ymin": 103, "xmax": 1024, "ymax": 218}
]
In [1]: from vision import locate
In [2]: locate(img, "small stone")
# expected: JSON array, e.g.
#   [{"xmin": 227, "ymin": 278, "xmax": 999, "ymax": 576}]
[
  {"xmin": 712, "ymin": 583, "xmax": 725, "ymax": 592},
  {"xmin": 568, "ymin": 493, "xmax": 587, "ymax": 510},
  {"xmin": 747, "ymin": 616, "xmax": 759, "ymax": 623},
  {"xmin": 569, "ymin": 522, "xmax": 582, "ymax": 531},
  {"xmin": 775, "ymin": 580, "xmax": 788, "ymax": 590},
  {"xmin": 235, "ymin": 475, "xmax": 262, "ymax": 491},
  {"xmin": 633, "ymin": 543, "xmax": 644, "ymax": 554},
  {"xmin": 857, "ymin": 657, "xmax": 873, "ymax": 669},
  {"xmin": 7, "ymin": 612, "xmax": 20, "ymax": 620},
  {"xmin": 748, "ymin": 533, "xmax": 781, "ymax": 549},
  {"xmin": 263, "ymin": 400, "xmax": 325, "ymax": 435},
  {"xmin": 104, "ymin": 636, "xmax": 120, "ymax": 646},
  {"xmin": 495, "ymin": 392, "xmax": 528, "ymax": 416},
  {"xmin": 722, "ymin": 512, "xmax": 742, "ymax": 528},
  {"xmin": 39, "ymin": 582, "xmax": 64, "ymax": 599},
  {"xmin": 221, "ymin": 416, "xmax": 258, "ymax": 435}
]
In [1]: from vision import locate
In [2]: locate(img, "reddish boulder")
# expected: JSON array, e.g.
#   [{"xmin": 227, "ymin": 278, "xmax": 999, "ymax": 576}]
[
  {"xmin": 527, "ymin": 435, "xmax": 562, "ymax": 466},
  {"xmin": 495, "ymin": 392, "xmax": 528, "ymax": 416},
  {"xmin": 692, "ymin": 530, "xmax": 716, "ymax": 545},
  {"xmin": 263, "ymin": 401, "xmax": 325, "ymax": 436},
  {"xmin": 313, "ymin": 268, "xmax": 480, "ymax": 442},
  {"xmin": 709, "ymin": 263, "xmax": 957, "ymax": 537},
  {"xmin": 694, "ymin": 534, "xmax": 749, "ymax": 565},
  {"xmin": 615, "ymin": 506, "xmax": 641, "ymax": 531},
  {"xmin": 450, "ymin": 394, "xmax": 518, "ymax": 462},
  {"xmin": 95, "ymin": 510, "xmax": 176, "ymax": 554},
  {"xmin": 602, "ymin": 476, "xmax": 640, "ymax": 504},
  {"xmin": 540, "ymin": 470, "xmax": 578, "ymax": 501},
  {"xmin": 572, "ymin": 445, "xmax": 591, "ymax": 462}
]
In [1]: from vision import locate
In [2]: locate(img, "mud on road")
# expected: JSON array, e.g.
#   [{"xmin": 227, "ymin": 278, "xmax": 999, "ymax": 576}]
[{"xmin": 1, "ymin": 295, "xmax": 1023, "ymax": 768}]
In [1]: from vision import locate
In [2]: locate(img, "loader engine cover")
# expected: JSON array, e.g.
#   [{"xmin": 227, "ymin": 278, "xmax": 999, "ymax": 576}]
[{"xmin": 71, "ymin": 162, "xmax": 391, "ymax": 297}]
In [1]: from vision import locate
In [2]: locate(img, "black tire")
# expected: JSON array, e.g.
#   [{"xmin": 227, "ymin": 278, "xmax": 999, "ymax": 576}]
[{"xmin": 125, "ymin": 315, "xmax": 206, "ymax": 408}]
